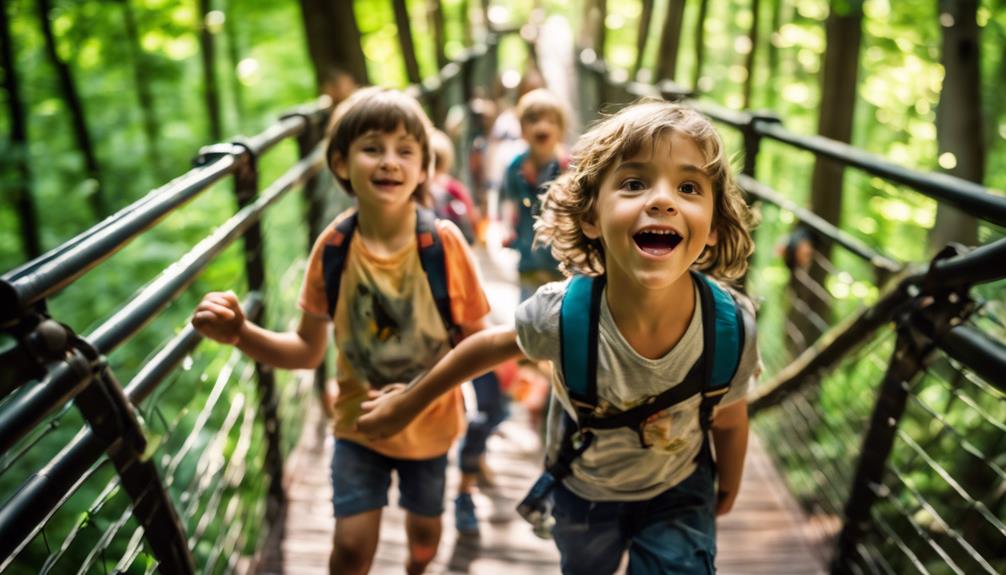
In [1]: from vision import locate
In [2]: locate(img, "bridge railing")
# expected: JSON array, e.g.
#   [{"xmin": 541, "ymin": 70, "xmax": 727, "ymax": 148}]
[
  {"xmin": 0, "ymin": 40, "xmax": 497, "ymax": 573},
  {"xmin": 576, "ymin": 53, "xmax": 1006, "ymax": 574}
]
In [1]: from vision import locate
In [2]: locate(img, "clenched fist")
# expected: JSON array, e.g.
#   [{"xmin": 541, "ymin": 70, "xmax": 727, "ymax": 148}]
[{"xmin": 191, "ymin": 291, "xmax": 245, "ymax": 345}]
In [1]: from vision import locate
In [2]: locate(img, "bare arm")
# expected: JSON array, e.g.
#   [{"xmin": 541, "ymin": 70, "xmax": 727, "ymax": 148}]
[
  {"xmin": 191, "ymin": 291, "xmax": 328, "ymax": 370},
  {"xmin": 357, "ymin": 324, "xmax": 525, "ymax": 438},
  {"xmin": 711, "ymin": 399, "xmax": 749, "ymax": 516}
]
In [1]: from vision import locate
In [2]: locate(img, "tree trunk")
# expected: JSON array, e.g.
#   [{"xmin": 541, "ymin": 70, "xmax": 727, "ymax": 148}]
[
  {"xmin": 392, "ymin": 0, "xmax": 421, "ymax": 84},
  {"xmin": 764, "ymin": 0, "xmax": 785, "ymax": 108},
  {"xmin": 37, "ymin": 0, "xmax": 107, "ymax": 218},
  {"xmin": 794, "ymin": 0, "xmax": 864, "ymax": 351},
  {"xmin": 656, "ymin": 0, "xmax": 687, "ymax": 82},
  {"xmin": 428, "ymin": 0, "xmax": 447, "ymax": 70},
  {"xmin": 632, "ymin": 0, "xmax": 655, "ymax": 80},
  {"xmin": 742, "ymin": 0, "xmax": 762, "ymax": 108},
  {"xmin": 121, "ymin": 0, "xmax": 164, "ymax": 177},
  {"xmin": 460, "ymin": 0, "xmax": 472, "ymax": 46},
  {"xmin": 1, "ymin": 1, "xmax": 41, "ymax": 259},
  {"xmin": 691, "ymin": 0, "xmax": 710, "ymax": 91},
  {"xmin": 579, "ymin": 0, "xmax": 607, "ymax": 56},
  {"xmin": 198, "ymin": 0, "xmax": 223, "ymax": 142},
  {"xmin": 928, "ymin": 0, "xmax": 983, "ymax": 251},
  {"xmin": 223, "ymin": 0, "xmax": 246, "ymax": 130},
  {"xmin": 298, "ymin": 0, "xmax": 369, "ymax": 91}
]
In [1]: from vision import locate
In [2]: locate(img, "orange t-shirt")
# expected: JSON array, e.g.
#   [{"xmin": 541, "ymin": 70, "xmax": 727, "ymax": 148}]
[{"xmin": 299, "ymin": 209, "xmax": 490, "ymax": 459}]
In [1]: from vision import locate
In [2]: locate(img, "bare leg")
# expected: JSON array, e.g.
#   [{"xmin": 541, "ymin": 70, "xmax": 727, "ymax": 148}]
[
  {"xmin": 330, "ymin": 509, "xmax": 382, "ymax": 575},
  {"xmin": 404, "ymin": 512, "xmax": 442, "ymax": 575}
]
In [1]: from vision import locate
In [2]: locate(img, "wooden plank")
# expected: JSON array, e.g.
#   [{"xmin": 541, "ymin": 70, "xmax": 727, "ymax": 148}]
[{"xmin": 251, "ymin": 246, "xmax": 828, "ymax": 574}]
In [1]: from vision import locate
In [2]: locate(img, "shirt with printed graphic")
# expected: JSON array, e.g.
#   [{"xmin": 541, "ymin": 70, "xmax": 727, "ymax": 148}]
[
  {"xmin": 515, "ymin": 277, "xmax": 761, "ymax": 501},
  {"xmin": 300, "ymin": 209, "xmax": 490, "ymax": 460}
]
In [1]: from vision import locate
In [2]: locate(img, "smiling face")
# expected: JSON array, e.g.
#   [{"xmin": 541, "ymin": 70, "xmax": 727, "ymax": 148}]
[
  {"xmin": 580, "ymin": 130, "xmax": 718, "ymax": 291},
  {"xmin": 521, "ymin": 111, "xmax": 562, "ymax": 160},
  {"xmin": 334, "ymin": 124, "xmax": 427, "ymax": 211}
]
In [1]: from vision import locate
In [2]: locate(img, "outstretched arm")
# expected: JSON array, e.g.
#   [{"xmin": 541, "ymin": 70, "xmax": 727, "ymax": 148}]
[
  {"xmin": 192, "ymin": 291, "xmax": 328, "ymax": 370},
  {"xmin": 357, "ymin": 324, "xmax": 525, "ymax": 438},
  {"xmin": 711, "ymin": 399, "xmax": 749, "ymax": 516}
]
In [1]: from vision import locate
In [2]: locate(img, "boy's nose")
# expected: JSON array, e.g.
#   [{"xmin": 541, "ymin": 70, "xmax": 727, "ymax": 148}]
[
  {"xmin": 647, "ymin": 182, "xmax": 677, "ymax": 213},
  {"xmin": 378, "ymin": 153, "xmax": 399, "ymax": 169}
]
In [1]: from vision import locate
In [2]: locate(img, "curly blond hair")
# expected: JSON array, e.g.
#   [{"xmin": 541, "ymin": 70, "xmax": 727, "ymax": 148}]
[{"xmin": 535, "ymin": 99, "xmax": 755, "ymax": 281}]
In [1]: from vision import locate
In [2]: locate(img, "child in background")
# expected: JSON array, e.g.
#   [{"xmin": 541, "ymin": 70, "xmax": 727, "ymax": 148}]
[
  {"xmin": 501, "ymin": 88, "xmax": 569, "ymax": 301},
  {"xmin": 357, "ymin": 100, "xmax": 760, "ymax": 574},
  {"xmin": 192, "ymin": 88, "xmax": 489, "ymax": 575},
  {"xmin": 430, "ymin": 129, "xmax": 480, "ymax": 245},
  {"xmin": 429, "ymin": 128, "xmax": 510, "ymax": 536}
]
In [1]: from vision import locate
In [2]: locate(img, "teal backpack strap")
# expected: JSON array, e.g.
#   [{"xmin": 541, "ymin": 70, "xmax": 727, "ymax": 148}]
[
  {"xmin": 559, "ymin": 275, "xmax": 605, "ymax": 405},
  {"xmin": 415, "ymin": 207, "xmax": 460, "ymax": 345},
  {"xmin": 693, "ymin": 271, "xmax": 745, "ymax": 431},
  {"xmin": 321, "ymin": 212, "xmax": 358, "ymax": 317}
]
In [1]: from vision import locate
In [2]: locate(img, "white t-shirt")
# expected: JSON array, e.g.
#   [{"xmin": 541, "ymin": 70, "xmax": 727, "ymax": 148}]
[{"xmin": 515, "ymin": 277, "xmax": 760, "ymax": 501}]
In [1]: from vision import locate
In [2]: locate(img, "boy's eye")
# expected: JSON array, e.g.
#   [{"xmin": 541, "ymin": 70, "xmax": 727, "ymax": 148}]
[
  {"xmin": 620, "ymin": 178, "xmax": 647, "ymax": 191},
  {"xmin": 362, "ymin": 145, "xmax": 381, "ymax": 153},
  {"xmin": 679, "ymin": 181, "xmax": 701, "ymax": 195},
  {"xmin": 398, "ymin": 148, "xmax": 414, "ymax": 156}
]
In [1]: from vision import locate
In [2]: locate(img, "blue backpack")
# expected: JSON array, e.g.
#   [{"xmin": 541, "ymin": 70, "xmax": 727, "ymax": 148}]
[
  {"xmin": 517, "ymin": 271, "xmax": 745, "ymax": 533},
  {"xmin": 320, "ymin": 207, "xmax": 460, "ymax": 345}
]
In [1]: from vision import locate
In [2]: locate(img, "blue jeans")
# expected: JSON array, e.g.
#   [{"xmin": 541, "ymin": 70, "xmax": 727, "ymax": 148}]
[
  {"xmin": 330, "ymin": 439, "xmax": 448, "ymax": 518},
  {"xmin": 551, "ymin": 454, "xmax": 717, "ymax": 574},
  {"xmin": 458, "ymin": 371, "xmax": 510, "ymax": 474}
]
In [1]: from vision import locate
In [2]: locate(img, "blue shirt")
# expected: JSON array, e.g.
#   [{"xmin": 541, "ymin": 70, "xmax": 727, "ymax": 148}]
[{"xmin": 503, "ymin": 151, "xmax": 566, "ymax": 273}]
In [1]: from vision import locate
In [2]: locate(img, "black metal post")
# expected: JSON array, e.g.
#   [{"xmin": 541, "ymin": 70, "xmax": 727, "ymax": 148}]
[
  {"xmin": 231, "ymin": 143, "xmax": 285, "ymax": 522},
  {"xmin": 289, "ymin": 110, "xmax": 332, "ymax": 403},
  {"xmin": 73, "ymin": 364, "xmax": 196, "ymax": 573},
  {"xmin": 740, "ymin": 112, "xmax": 781, "ymax": 178},
  {"xmin": 830, "ymin": 248, "xmax": 975, "ymax": 573}
]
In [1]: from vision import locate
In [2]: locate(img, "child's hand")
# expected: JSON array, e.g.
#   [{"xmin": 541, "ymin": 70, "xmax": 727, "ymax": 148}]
[
  {"xmin": 191, "ymin": 291, "xmax": 245, "ymax": 345},
  {"xmin": 356, "ymin": 384, "xmax": 414, "ymax": 439}
]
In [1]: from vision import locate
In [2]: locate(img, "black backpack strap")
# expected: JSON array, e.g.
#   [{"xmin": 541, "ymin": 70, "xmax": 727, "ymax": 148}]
[
  {"xmin": 545, "ymin": 411, "xmax": 595, "ymax": 480},
  {"xmin": 321, "ymin": 212, "xmax": 359, "ymax": 317},
  {"xmin": 415, "ymin": 207, "xmax": 460, "ymax": 346}
]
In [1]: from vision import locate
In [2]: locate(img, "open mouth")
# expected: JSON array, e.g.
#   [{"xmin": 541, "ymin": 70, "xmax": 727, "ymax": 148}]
[
  {"xmin": 532, "ymin": 132, "xmax": 551, "ymax": 144},
  {"xmin": 372, "ymin": 178, "xmax": 403, "ymax": 187},
  {"xmin": 633, "ymin": 228, "xmax": 683, "ymax": 256}
]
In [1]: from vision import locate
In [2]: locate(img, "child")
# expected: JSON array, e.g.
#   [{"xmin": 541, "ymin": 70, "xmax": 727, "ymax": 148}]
[
  {"xmin": 430, "ymin": 129, "xmax": 480, "ymax": 244},
  {"xmin": 429, "ymin": 128, "xmax": 510, "ymax": 535},
  {"xmin": 357, "ymin": 100, "xmax": 760, "ymax": 574},
  {"xmin": 501, "ymin": 87, "xmax": 570, "ymax": 301},
  {"xmin": 191, "ymin": 88, "xmax": 490, "ymax": 575}
]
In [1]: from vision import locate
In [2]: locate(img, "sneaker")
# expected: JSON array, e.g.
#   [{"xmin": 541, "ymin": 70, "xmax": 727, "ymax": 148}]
[{"xmin": 454, "ymin": 493, "xmax": 480, "ymax": 536}]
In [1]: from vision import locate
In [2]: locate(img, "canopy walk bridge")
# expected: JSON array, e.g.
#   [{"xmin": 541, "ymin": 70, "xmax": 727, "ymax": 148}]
[{"xmin": 1, "ymin": 17, "xmax": 1004, "ymax": 575}]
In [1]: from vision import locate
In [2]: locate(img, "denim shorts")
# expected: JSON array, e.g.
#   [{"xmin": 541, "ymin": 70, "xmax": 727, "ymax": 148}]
[
  {"xmin": 551, "ymin": 457, "xmax": 717, "ymax": 575},
  {"xmin": 330, "ymin": 439, "xmax": 448, "ymax": 518}
]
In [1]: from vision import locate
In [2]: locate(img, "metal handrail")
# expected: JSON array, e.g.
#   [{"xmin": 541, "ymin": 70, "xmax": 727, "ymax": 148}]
[
  {"xmin": 0, "ymin": 38, "xmax": 497, "ymax": 573},
  {"xmin": 576, "ymin": 49, "xmax": 1006, "ymax": 229}
]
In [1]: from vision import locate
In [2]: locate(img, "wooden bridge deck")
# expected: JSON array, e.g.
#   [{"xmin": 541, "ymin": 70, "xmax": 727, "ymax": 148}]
[{"xmin": 252, "ymin": 245, "xmax": 827, "ymax": 574}]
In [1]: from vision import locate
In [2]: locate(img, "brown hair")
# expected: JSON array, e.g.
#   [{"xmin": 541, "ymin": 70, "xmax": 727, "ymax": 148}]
[
  {"xmin": 535, "ymin": 99, "xmax": 755, "ymax": 281},
  {"xmin": 325, "ymin": 87, "xmax": 433, "ymax": 206},
  {"xmin": 429, "ymin": 129, "xmax": 454, "ymax": 174},
  {"xmin": 515, "ymin": 88, "xmax": 568, "ymax": 135}
]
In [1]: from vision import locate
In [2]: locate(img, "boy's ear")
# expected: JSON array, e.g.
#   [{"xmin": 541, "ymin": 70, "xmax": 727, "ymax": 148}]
[
  {"xmin": 581, "ymin": 212, "xmax": 602, "ymax": 240},
  {"xmin": 331, "ymin": 152, "xmax": 349, "ymax": 180},
  {"xmin": 706, "ymin": 225, "xmax": 718, "ymax": 246}
]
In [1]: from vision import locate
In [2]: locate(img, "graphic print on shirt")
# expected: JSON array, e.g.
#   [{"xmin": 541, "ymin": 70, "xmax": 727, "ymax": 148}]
[{"xmin": 342, "ymin": 282, "xmax": 445, "ymax": 389}]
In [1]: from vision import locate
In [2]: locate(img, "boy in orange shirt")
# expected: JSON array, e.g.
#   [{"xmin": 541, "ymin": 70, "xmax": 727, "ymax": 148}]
[{"xmin": 192, "ymin": 88, "xmax": 489, "ymax": 575}]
